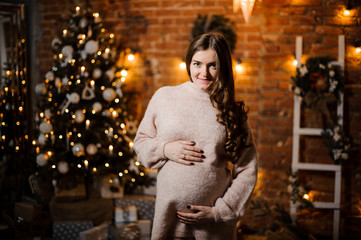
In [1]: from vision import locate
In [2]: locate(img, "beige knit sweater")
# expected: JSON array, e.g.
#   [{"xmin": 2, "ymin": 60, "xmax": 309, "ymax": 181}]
[{"xmin": 134, "ymin": 81, "xmax": 257, "ymax": 240}]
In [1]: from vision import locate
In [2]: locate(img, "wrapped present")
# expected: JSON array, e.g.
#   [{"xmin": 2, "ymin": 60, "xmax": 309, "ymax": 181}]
[
  {"xmin": 114, "ymin": 195, "xmax": 155, "ymax": 221},
  {"xmin": 115, "ymin": 205, "xmax": 137, "ymax": 224},
  {"xmin": 135, "ymin": 220, "xmax": 151, "ymax": 239},
  {"xmin": 109, "ymin": 223, "xmax": 141, "ymax": 240},
  {"xmin": 79, "ymin": 222, "xmax": 110, "ymax": 240},
  {"xmin": 53, "ymin": 221, "xmax": 93, "ymax": 240},
  {"xmin": 93, "ymin": 174, "xmax": 124, "ymax": 199}
]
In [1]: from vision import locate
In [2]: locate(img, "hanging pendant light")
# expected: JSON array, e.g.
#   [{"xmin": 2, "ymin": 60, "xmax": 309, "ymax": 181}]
[{"xmin": 233, "ymin": 0, "xmax": 256, "ymax": 24}]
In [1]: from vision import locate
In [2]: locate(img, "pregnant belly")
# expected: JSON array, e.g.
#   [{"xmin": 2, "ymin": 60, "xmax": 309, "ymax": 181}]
[{"xmin": 156, "ymin": 161, "xmax": 231, "ymax": 208}]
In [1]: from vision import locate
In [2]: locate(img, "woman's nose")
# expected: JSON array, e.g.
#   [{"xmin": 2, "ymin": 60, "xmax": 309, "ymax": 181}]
[{"xmin": 200, "ymin": 66, "xmax": 209, "ymax": 77}]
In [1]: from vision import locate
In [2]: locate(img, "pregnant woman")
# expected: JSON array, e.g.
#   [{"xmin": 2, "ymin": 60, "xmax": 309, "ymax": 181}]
[{"xmin": 134, "ymin": 32, "xmax": 258, "ymax": 240}]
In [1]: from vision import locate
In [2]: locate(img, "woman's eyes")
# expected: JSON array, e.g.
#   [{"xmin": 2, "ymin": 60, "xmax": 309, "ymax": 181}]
[{"xmin": 192, "ymin": 62, "xmax": 217, "ymax": 68}]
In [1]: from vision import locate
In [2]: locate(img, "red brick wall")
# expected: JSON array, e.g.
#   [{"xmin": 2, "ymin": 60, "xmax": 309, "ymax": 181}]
[{"xmin": 36, "ymin": 0, "xmax": 361, "ymax": 238}]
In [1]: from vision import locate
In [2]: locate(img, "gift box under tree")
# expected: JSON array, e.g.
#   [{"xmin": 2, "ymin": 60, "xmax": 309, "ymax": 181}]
[
  {"xmin": 53, "ymin": 221, "xmax": 93, "ymax": 240},
  {"xmin": 114, "ymin": 195, "xmax": 155, "ymax": 221}
]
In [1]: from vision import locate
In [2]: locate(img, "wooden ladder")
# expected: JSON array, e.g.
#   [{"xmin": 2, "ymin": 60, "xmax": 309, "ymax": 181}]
[{"xmin": 291, "ymin": 35, "xmax": 344, "ymax": 240}]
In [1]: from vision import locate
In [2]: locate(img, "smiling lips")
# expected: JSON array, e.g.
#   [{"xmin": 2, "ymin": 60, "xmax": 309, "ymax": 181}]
[{"xmin": 198, "ymin": 78, "xmax": 212, "ymax": 82}]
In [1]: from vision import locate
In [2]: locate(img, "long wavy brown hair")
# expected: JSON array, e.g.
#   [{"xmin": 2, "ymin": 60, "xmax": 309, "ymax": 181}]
[{"xmin": 186, "ymin": 32, "xmax": 250, "ymax": 158}]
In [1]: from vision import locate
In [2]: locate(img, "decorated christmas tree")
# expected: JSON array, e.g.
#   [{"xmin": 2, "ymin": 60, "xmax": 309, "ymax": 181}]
[{"xmin": 33, "ymin": 6, "xmax": 152, "ymax": 195}]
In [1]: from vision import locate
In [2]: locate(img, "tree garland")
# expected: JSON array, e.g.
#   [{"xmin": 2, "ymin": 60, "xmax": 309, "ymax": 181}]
[
  {"xmin": 290, "ymin": 56, "xmax": 350, "ymax": 165},
  {"xmin": 321, "ymin": 123, "xmax": 351, "ymax": 165}
]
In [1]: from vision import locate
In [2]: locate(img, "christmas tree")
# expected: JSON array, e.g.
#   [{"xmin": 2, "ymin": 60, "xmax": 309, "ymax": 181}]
[{"xmin": 33, "ymin": 6, "xmax": 152, "ymax": 195}]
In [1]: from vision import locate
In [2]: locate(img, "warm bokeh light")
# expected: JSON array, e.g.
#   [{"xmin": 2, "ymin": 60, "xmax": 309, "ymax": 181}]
[
  {"xmin": 179, "ymin": 61, "xmax": 186, "ymax": 69},
  {"xmin": 235, "ymin": 64, "xmax": 243, "ymax": 72},
  {"xmin": 127, "ymin": 54, "xmax": 135, "ymax": 61},
  {"xmin": 120, "ymin": 70, "xmax": 127, "ymax": 77},
  {"xmin": 303, "ymin": 193, "xmax": 310, "ymax": 200}
]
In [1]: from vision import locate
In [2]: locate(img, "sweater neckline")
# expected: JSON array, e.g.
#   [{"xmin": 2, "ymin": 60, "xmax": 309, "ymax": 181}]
[{"xmin": 184, "ymin": 81, "xmax": 211, "ymax": 99}]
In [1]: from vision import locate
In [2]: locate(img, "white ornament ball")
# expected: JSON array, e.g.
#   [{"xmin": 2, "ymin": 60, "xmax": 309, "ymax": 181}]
[
  {"xmin": 61, "ymin": 45, "xmax": 74, "ymax": 62},
  {"xmin": 92, "ymin": 102, "xmax": 102, "ymax": 112},
  {"xmin": 103, "ymin": 88, "xmax": 116, "ymax": 102},
  {"xmin": 45, "ymin": 71, "xmax": 55, "ymax": 81},
  {"xmin": 106, "ymin": 68, "xmax": 115, "ymax": 80},
  {"xmin": 74, "ymin": 109, "xmax": 85, "ymax": 123},
  {"xmin": 36, "ymin": 153, "xmax": 49, "ymax": 166},
  {"xmin": 92, "ymin": 68, "xmax": 102, "ymax": 79},
  {"xmin": 38, "ymin": 134, "xmax": 47, "ymax": 145},
  {"xmin": 39, "ymin": 121, "xmax": 53, "ymax": 134},
  {"xmin": 86, "ymin": 144, "xmax": 98, "ymax": 156},
  {"xmin": 70, "ymin": 92, "xmax": 80, "ymax": 103},
  {"xmin": 72, "ymin": 143, "xmax": 85, "ymax": 157},
  {"xmin": 81, "ymin": 50, "xmax": 87, "ymax": 59},
  {"xmin": 79, "ymin": 17, "xmax": 88, "ymax": 28},
  {"xmin": 35, "ymin": 83, "xmax": 47, "ymax": 95},
  {"xmin": 62, "ymin": 76, "xmax": 69, "ymax": 85},
  {"xmin": 85, "ymin": 40, "xmax": 99, "ymax": 54},
  {"xmin": 58, "ymin": 161, "xmax": 69, "ymax": 174}
]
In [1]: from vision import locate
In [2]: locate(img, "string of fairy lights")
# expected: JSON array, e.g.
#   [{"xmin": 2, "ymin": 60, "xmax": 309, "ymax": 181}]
[{"xmin": 0, "ymin": 35, "xmax": 28, "ymax": 156}]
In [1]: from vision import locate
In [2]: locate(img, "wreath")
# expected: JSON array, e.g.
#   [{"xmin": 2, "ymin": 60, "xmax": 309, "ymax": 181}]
[
  {"xmin": 191, "ymin": 14, "xmax": 236, "ymax": 53},
  {"xmin": 290, "ymin": 56, "xmax": 344, "ymax": 108}
]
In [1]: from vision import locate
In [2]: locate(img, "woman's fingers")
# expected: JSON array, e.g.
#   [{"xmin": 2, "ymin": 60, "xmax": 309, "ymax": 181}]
[
  {"xmin": 175, "ymin": 159, "xmax": 195, "ymax": 166},
  {"xmin": 182, "ymin": 141, "xmax": 203, "ymax": 153},
  {"xmin": 164, "ymin": 140, "xmax": 205, "ymax": 164},
  {"xmin": 182, "ymin": 151, "xmax": 203, "ymax": 162},
  {"xmin": 176, "ymin": 205, "xmax": 215, "ymax": 224}
]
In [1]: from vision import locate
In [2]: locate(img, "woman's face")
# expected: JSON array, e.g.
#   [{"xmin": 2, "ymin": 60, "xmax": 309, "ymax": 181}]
[{"xmin": 190, "ymin": 49, "xmax": 218, "ymax": 91}]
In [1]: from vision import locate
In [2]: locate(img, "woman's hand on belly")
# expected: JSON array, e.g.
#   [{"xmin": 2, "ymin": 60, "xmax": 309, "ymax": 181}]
[
  {"xmin": 164, "ymin": 140, "xmax": 204, "ymax": 166},
  {"xmin": 176, "ymin": 205, "xmax": 215, "ymax": 224}
]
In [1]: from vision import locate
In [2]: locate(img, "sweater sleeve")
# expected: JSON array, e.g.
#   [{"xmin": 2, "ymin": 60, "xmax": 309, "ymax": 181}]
[
  {"xmin": 212, "ymin": 121, "xmax": 258, "ymax": 223},
  {"xmin": 133, "ymin": 90, "xmax": 169, "ymax": 170}
]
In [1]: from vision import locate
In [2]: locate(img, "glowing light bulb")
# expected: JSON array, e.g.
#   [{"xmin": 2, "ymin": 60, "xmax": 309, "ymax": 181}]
[
  {"xmin": 235, "ymin": 64, "xmax": 243, "ymax": 71},
  {"xmin": 85, "ymin": 119, "xmax": 90, "ymax": 129},
  {"xmin": 356, "ymin": 47, "xmax": 361, "ymax": 53},
  {"xmin": 120, "ymin": 70, "xmax": 127, "ymax": 77},
  {"xmin": 179, "ymin": 61, "xmax": 186, "ymax": 69},
  {"xmin": 303, "ymin": 194, "xmax": 310, "ymax": 200},
  {"xmin": 128, "ymin": 54, "xmax": 135, "ymax": 61},
  {"xmin": 343, "ymin": 10, "xmax": 350, "ymax": 16}
]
